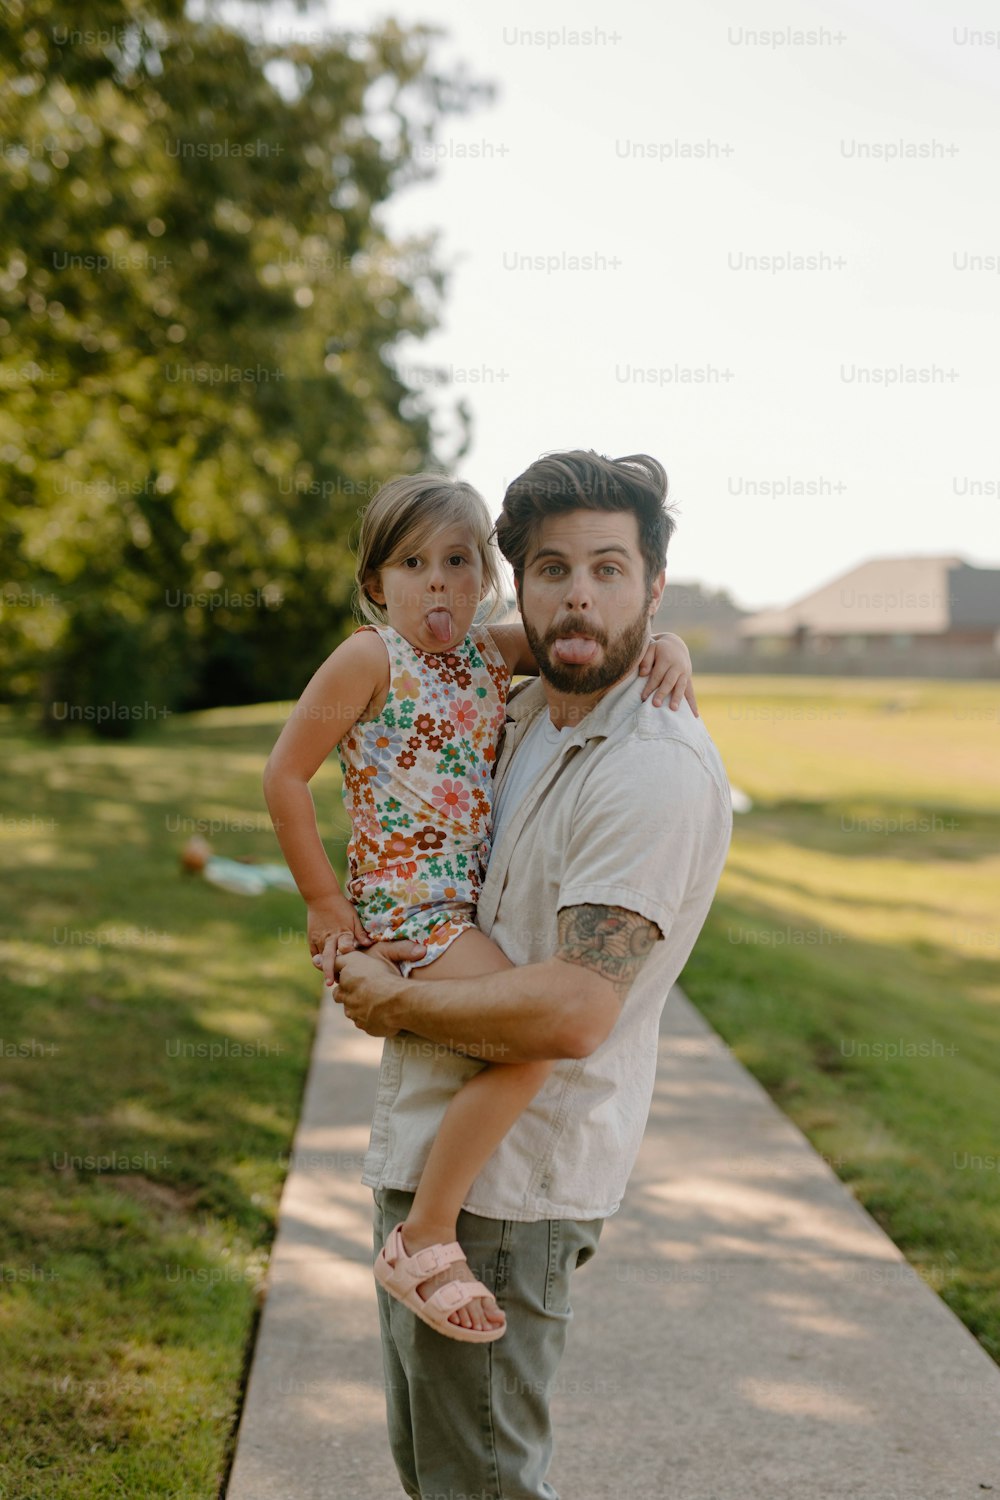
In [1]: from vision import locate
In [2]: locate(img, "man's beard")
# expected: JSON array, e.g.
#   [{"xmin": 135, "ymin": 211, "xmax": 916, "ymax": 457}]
[{"xmin": 522, "ymin": 595, "xmax": 654, "ymax": 696}]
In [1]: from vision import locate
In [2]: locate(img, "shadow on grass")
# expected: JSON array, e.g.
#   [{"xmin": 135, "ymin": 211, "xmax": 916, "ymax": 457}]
[
  {"xmin": 734, "ymin": 797, "xmax": 1000, "ymax": 864},
  {"xmin": 0, "ymin": 711, "xmax": 349, "ymax": 1497}
]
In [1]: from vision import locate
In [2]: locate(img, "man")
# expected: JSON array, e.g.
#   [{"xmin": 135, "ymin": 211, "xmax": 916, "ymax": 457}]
[{"xmin": 330, "ymin": 450, "xmax": 733, "ymax": 1500}]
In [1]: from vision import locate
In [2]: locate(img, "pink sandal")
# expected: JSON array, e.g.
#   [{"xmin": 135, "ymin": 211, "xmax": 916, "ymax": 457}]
[{"xmin": 374, "ymin": 1223, "xmax": 506, "ymax": 1343}]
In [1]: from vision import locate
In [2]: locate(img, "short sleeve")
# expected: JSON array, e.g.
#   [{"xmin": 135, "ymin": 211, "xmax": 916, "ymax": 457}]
[{"xmin": 557, "ymin": 735, "xmax": 732, "ymax": 939}]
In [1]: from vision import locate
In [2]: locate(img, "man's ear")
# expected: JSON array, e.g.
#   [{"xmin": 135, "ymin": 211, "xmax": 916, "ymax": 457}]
[{"xmin": 648, "ymin": 567, "xmax": 666, "ymax": 617}]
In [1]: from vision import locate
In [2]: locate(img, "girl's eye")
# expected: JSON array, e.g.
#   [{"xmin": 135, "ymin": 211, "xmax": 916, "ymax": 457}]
[
  {"xmin": 448, "ymin": 554, "xmax": 469, "ymax": 567},
  {"xmin": 403, "ymin": 557, "xmax": 421, "ymax": 568}
]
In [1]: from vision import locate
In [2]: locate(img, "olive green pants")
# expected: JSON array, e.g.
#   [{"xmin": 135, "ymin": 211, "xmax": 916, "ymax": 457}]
[{"xmin": 373, "ymin": 1188, "xmax": 604, "ymax": 1500}]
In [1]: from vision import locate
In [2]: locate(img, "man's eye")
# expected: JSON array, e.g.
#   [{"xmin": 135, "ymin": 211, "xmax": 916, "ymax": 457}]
[{"xmin": 599, "ymin": 566, "xmax": 620, "ymax": 576}]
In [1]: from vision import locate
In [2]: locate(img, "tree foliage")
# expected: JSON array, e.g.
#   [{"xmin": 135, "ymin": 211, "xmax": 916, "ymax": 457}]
[{"xmin": 0, "ymin": 0, "xmax": 487, "ymax": 734}]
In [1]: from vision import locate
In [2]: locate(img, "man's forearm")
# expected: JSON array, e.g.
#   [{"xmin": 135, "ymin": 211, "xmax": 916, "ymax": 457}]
[{"xmin": 386, "ymin": 957, "xmax": 616, "ymax": 1063}]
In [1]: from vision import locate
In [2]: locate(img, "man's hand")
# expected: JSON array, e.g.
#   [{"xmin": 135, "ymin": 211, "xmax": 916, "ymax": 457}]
[{"xmin": 328, "ymin": 937, "xmax": 426, "ymax": 1037}]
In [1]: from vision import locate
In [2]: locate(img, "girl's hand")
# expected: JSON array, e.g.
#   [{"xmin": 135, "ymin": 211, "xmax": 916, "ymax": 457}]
[
  {"xmin": 307, "ymin": 894, "xmax": 372, "ymax": 989},
  {"xmin": 638, "ymin": 632, "xmax": 700, "ymax": 717}
]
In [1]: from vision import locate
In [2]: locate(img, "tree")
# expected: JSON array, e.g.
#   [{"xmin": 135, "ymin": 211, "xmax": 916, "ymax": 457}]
[{"xmin": 0, "ymin": 0, "xmax": 489, "ymax": 734}]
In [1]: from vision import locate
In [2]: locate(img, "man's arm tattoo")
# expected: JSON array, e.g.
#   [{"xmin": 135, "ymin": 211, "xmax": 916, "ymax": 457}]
[{"xmin": 556, "ymin": 904, "xmax": 661, "ymax": 1000}]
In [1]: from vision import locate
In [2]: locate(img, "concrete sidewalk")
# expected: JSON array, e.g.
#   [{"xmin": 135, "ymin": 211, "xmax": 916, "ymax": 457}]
[{"xmin": 226, "ymin": 987, "xmax": 1000, "ymax": 1500}]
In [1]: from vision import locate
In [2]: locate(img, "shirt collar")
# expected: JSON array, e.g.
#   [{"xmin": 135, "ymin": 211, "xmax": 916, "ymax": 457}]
[{"xmin": 505, "ymin": 668, "xmax": 644, "ymax": 745}]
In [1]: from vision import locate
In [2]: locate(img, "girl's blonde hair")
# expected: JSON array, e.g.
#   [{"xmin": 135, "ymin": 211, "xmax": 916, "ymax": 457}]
[{"xmin": 353, "ymin": 473, "xmax": 507, "ymax": 628}]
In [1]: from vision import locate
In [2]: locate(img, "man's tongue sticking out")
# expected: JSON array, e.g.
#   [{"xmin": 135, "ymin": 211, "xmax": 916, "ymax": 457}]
[
  {"xmin": 426, "ymin": 608, "xmax": 453, "ymax": 643},
  {"xmin": 553, "ymin": 635, "xmax": 599, "ymax": 664}
]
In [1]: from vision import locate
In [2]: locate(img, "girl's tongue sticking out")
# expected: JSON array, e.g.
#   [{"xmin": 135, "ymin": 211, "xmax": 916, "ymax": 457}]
[{"xmin": 426, "ymin": 608, "xmax": 453, "ymax": 643}]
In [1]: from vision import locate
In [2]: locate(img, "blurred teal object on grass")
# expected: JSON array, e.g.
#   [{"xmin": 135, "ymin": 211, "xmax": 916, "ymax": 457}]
[
  {"xmin": 181, "ymin": 835, "xmax": 299, "ymax": 896},
  {"xmin": 202, "ymin": 858, "xmax": 299, "ymax": 897}
]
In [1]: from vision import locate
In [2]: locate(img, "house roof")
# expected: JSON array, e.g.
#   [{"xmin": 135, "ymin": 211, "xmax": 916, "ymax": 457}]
[
  {"xmin": 652, "ymin": 581, "xmax": 748, "ymax": 630},
  {"xmin": 740, "ymin": 556, "xmax": 1000, "ymax": 638}
]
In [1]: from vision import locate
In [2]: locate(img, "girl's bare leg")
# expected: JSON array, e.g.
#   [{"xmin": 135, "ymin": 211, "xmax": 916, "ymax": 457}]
[{"xmin": 385, "ymin": 926, "xmax": 552, "ymax": 1331}]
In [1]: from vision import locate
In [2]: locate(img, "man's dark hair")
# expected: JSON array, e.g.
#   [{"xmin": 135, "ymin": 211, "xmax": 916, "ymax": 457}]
[{"xmin": 494, "ymin": 450, "xmax": 676, "ymax": 592}]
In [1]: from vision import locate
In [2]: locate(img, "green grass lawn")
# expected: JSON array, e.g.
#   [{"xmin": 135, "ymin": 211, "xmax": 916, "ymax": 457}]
[
  {"xmin": 682, "ymin": 676, "xmax": 1000, "ymax": 1361},
  {"xmin": 0, "ymin": 702, "xmax": 351, "ymax": 1500},
  {"xmin": 1, "ymin": 676, "xmax": 998, "ymax": 1496}
]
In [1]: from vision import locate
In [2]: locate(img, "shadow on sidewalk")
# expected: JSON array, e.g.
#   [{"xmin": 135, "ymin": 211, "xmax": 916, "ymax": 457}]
[{"xmin": 226, "ymin": 990, "xmax": 1000, "ymax": 1500}]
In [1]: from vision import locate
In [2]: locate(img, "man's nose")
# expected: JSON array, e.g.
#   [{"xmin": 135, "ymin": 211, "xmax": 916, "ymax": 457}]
[{"xmin": 561, "ymin": 569, "xmax": 594, "ymax": 610}]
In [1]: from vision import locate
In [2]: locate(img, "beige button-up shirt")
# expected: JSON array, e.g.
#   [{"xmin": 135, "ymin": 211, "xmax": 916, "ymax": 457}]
[{"xmin": 361, "ymin": 665, "xmax": 733, "ymax": 1221}]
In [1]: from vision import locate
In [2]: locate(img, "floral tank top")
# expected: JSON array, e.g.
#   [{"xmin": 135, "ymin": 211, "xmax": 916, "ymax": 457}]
[{"xmin": 335, "ymin": 624, "xmax": 511, "ymax": 922}]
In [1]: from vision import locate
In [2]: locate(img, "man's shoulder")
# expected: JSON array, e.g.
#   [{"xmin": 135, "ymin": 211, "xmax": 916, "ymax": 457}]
[
  {"xmin": 635, "ymin": 695, "xmax": 720, "ymax": 755},
  {"xmin": 599, "ymin": 691, "xmax": 731, "ymax": 806},
  {"xmin": 612, "ymin": 682, "xmax": 724, "ymax": 759}
]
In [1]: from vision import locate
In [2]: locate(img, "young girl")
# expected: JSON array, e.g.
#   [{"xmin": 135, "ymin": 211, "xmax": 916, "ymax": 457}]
[{"xmin": 262, "ymin": 474, "xmax": 697, "ymax": 1345}]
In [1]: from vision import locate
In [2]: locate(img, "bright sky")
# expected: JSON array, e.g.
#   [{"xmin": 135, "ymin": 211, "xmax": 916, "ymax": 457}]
[{"xmin": 231, "ymin": 0, "xmax": 999, "ymax": 610}]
